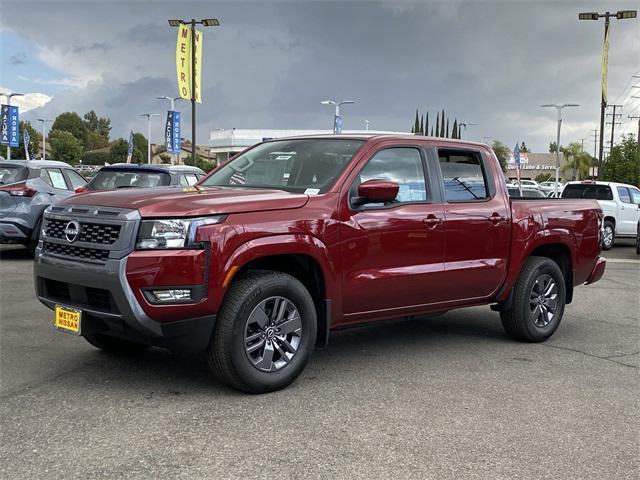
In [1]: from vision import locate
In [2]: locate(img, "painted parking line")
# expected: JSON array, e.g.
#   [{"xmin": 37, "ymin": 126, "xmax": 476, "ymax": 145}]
[{"xmin": 605, "ymin": 258, "xmax": 640, "ymax": 264}]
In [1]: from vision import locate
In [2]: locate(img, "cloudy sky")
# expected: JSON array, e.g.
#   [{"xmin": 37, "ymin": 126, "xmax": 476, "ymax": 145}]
[{"xmin": 1, "ymin": 0, "xmax": 638, "ymax": 152}]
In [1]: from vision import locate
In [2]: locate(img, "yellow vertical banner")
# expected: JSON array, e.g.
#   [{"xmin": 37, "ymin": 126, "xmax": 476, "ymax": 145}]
[
  {"xmin": 194, "ymin": 29, "xmax": 203, "ymax": 103},
  {"xmin": 601, "ymin": 27, "xmax": 609, "ymax": 103},
  {"xmin": 176, "ymin": 25, "xmax": 191, "ymax": 100}
]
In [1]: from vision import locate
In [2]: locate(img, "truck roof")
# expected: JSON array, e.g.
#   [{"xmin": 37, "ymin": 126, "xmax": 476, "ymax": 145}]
[{"xmin": 261, "ymin": 133, "xmax": 488, "ymax": 148}]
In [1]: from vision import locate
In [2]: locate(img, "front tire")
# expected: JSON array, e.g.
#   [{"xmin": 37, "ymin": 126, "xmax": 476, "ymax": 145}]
[
  {"xmin": 500, "ymin": 256, "xmax": 566, "ymax": 342},
  {"xmin": 602, "ymin": 220, "xmax": 615, "ymax": 250},
  {"xmin": 207, "ymin": 270, "xmax": 317, "ymax": 394}
]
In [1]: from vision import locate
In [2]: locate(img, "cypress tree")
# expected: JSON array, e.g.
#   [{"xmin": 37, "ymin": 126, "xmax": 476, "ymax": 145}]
[
  {"xmin": 411, "ymin": 125, "xmax": 415, "ymax": 134},
  {"xmin": 435, "ymin": 113, "xmax": 440, "ymax": 138},
  {"xmin": 440, "ymin": 109, "xmax": 446, "ymax": 137},
  {"xmin": 425, "ymin": 112, "xmax": 429, "ymax": 136},
  {"xmin": 452, "ymin": 119, "xmax": 458, "ymax": 139},
  {"xmin": 414, "ymin": 109, "xmax": 420, "ymax": 134},
  {"xmin": 420, "ymin": 115, "xmax": 424, "ymax": 135},
  {"xmin": 430, "ymin": 125, "xmax": 434, "ymax": 136},
  {"xmin": 446, "ymin": 118, "xmax": 450, "ymax": 138}
]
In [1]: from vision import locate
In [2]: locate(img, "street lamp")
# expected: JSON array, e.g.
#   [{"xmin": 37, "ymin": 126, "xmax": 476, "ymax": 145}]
[
  {"xmin": 321, "ymin": 100, "xmax": 355, "ymax": 134},
  {"xmin": 140, "ymin": 113, "xmax": 160, "ymax": 164},
  {"xmin": 364, "ymin": 119, "xmax": 370, "ymax": 131},
  {"xmin": 157, "ymin": 96, "xmax": 181, "ymax": 165},
  {"xmin": 541, "ymin": 103, "xmax": 579, "ymax": 196},
  {"xmin": 458, "ymin": 121, "xmax": 477, "ymax": 140},
  {"xmin": 37, "ymin": 118, "xmax": 53, "ymax": 160},
  {"xmin": 168, "ymin": 18, "xmax": 220, "ymax": 165},
  {"xmin": 578, "ymin": 9, "xmax": 637, "ymax": 178},
  {"xmin": 0, "ymin": 92, "xmax": 24, "ymax": 160}
]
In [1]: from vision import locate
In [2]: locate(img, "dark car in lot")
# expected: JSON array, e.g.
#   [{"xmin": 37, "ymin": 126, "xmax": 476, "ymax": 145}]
[
  {"xmin": 0, "ymin": 160, "xmax": 87, "ymax": 254},
  {"xmin": 76, "ymin": 164, "xmax": 206, "ymax": 193}
]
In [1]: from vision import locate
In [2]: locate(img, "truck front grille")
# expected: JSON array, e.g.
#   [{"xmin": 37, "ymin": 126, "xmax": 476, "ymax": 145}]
[
  {"xmin": 42, "ymin": 241, "xmax": 109, "ymax": 262},
  {"xmin": 45, "ymin": 218, "xmax": 121, "ymax": 245}
]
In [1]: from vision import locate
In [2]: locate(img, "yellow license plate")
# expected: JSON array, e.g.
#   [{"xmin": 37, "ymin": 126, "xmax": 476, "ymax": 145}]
[{"xmin": 54, "ymin": 305, "xmax": 81, "ymax": 335}]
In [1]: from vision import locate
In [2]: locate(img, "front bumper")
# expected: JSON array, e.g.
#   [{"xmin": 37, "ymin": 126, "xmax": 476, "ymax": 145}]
[{"xmin": 34, "ymin": 248, "xmax": 216, "ymax": 354}]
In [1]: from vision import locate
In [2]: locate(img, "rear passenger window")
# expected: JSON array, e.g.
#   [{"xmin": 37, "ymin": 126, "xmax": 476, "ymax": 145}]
[
  {"xmin": 39, "ymin": 169, "xmax": 53, "ymax": 186},
  {"xmin": 46, "ymin": 169, "xmax": 68, "ymax": 189},
  {"xmin": 65, "ymin": 170, "xmax": 86, "ymax": 190},
  {"xmin": 180, "ymin": 173, "xmax": 199, "ymax": 186},
  {"xmin": 630, "ymin": 188, "xmax": 640, "ymax": 205},
  {"xmin": 354, "ymin": 147, "xmax": 427, "ymax": 206},
  {"xmin": 617, "ymin": 187, "xmax": 631, "ymax": 204},
  {"xmin": 438, "ymin": 149, "xmax": 488, "ymax": 201}
]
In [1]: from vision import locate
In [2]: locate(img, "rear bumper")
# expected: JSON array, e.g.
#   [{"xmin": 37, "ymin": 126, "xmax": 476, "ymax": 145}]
[
  {"xmin": 34, "ymin": 251, "xmax": 216, "ymax": 353},
  {"xmin": 0, "ymin": 220, "xmax": 30, "ymax": 241},
  {"xmin": 585, "ymin": 256, "xmax": 606, "ymax": 285}
]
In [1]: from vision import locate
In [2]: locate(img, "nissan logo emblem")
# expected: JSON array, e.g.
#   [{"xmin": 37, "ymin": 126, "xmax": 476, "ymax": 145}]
[{"xmin": 64, "ymin": 221, "xmax": 81, "ymax": 243}]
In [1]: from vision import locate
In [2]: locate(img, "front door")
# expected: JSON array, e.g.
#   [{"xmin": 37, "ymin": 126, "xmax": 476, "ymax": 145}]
[{"xmin": 340, "ymin": 146, "xmax": 446, "ymax": 315}]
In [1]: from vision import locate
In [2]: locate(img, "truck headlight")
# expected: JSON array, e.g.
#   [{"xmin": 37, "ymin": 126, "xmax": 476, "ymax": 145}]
[{"xmin": 136, "ymin": 216, "xmax": 225, "ymax": 249}]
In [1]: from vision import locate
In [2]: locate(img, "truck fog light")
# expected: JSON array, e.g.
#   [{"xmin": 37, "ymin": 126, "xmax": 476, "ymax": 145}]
[{"xmin": 151, "ymin": 289, "xmax": 192, "ymax": 302}]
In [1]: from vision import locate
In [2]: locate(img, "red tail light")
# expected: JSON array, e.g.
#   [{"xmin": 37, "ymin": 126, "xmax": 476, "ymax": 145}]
[
  {"xmin": 0, "ymin": 182, "xmax": 36, "ymax": 197},
  {"xmin": 75, "ymin": 186, "xmax": 90, "ymax": 194}
]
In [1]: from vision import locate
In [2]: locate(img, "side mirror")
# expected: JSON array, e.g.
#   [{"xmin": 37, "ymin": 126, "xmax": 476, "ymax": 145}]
[{"xmin": 353, "ymin": 179, "xmax": 399, "ymax": 206}]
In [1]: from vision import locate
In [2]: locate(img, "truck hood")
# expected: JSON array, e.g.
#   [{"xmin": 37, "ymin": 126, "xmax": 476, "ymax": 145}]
[{"xmin": 64, "ymin": 186, "xmax": 309, "ymax": 217}]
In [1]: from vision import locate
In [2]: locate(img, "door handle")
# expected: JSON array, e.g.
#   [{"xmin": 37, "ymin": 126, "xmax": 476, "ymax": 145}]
[
  {"xmin": 423, "ymin": 215, "xmax": 444, "ymax": 228},
  {"xmin": 489, "ymin": 213, "xmax": 506, "ymax": 224}
]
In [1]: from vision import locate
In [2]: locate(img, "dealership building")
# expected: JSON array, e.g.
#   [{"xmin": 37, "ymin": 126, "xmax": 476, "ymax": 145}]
[{"xmin": 505, "ymin": 152, "xmax": 568, "ymax": 182}]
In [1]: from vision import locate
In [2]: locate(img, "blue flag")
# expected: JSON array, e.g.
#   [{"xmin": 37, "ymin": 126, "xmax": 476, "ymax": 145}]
[
  {"xmin": 1, "ymin": 106, "xmax": 20, "ymax": 147},
  {"xmin": 171, "ymin": 111, "xmax": 181, "ymax": 154},
  {"xmin": 513, "ymin": 142, "xmax": 521, "ymax": 168},
  {"xmin": 23, "ymin": 128, "xmax": 30, "ymax": 160},
  {"xmin": 127, "ymin": 130, "xmax": 134, "ymax": 163}
]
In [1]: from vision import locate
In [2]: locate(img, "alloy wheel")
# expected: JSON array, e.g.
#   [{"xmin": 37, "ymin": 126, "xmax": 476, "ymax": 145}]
[{"xmin": 529, "ymin": 274, "xmax": 558, "ymax": 328}]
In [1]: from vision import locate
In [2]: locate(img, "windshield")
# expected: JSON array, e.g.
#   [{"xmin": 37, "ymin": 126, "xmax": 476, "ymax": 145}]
[
  {"xmin": 200, "ymin": 138, "xmax": 365, "ymax": 193},
  {"xmin": 561, "ymin": 184, "xmax": 613, "ymax": 201},
  {"xmin": 0, "ymin": 165, "xmax": 28, "ymax": 185},
  {"xmin": 88, "ymin": 169, "xmax": 171, "ymax": 190}
]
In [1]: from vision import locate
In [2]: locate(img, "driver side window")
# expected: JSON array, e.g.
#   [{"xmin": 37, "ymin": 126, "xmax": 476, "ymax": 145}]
[{"xmin": 351, "ymin": 147, "xmax": 427, "ymax": 208}]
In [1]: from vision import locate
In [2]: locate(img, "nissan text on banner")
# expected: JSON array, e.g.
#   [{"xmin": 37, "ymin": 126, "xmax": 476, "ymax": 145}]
[{"xmin": 176, "ymin": 25, "xmax": 203, "ymax": 103}]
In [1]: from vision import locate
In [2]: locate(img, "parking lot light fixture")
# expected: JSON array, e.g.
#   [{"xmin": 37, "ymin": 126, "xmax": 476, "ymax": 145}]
[
  {"xmin": 168, "ymin": 19, "xmax": 182, "ymax": 27},
  {"xmin": 321, "ymin": 100, "xmax": 355, "ymax": 133},
  {"xmin": 37, "ymin": 118, "xmax": 53, "ymax": 160},
  {"xmin": 140, "ymin": 113, "xmax": 160, "ymax": 164},
  {"xmin": 541, "ymin": 103, "xmax": 579, "ymax": 196}
]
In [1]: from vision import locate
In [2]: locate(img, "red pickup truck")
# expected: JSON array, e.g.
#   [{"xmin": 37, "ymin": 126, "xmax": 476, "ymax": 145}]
[{"xmin": 34, "ymin": 135, "xmax": 605, "ymax": 393}]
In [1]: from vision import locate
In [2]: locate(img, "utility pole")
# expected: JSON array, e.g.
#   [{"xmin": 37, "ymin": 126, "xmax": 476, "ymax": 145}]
[
  {"xmin": 629, "ymin": 115, "xmax": 640, "ymax": 143},
  {"xmin": 578, "ymin": 9, "xmax": 638, "ymax": 178},
  {"xmin": 37, "ymin": 118, "xmax": 53, "ymax": 160},
  {"xmin": 606, "ymin": 104, "xmax": 622, "ymax": 154},
  {"xmin": 140, "ymin": 114, "xmax": 159, "ymax": 164}
]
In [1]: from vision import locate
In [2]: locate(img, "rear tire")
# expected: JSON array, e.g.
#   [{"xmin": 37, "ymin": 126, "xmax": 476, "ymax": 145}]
[
  {"xmin": 84, "ymin": 333, "xmax": 150, "ymax": 354},
  {"xmin": 207, "ymin": 270, "xmax": 317, "ymax": 394},
  {"xmin": 602, "ymin": 220, "xmax": 614, "ymax": 250},
  {"xmin": 500, "ymin": 256, "xmax": 566, "ymax": 342}
]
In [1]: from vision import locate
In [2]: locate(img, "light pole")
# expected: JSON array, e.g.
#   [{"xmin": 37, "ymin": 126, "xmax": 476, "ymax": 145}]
[
  {"xmin": 0, "ymin": 92, "xmax": 24, "ymax": 160},
  {"xmin": 168, "ymin": 18, "xmax": 220, "ymax": 166},
  {"xmin": 541, "ymin": 103, "xmax": 579, "ymax": 196},
  {"xmin": 37, "ymin": 118, "xmax": 53, "ymax": 160},
  {"xmin": 458, "ymin": 121, "xmax": 478, "ymax": 140},
  {"xmin": 140, "ymin": 113, "xmax": 160, "ymax": 164},
  {"xmin": 364, "ymin": 119, "xmax": 370, "ymax": 131},
  {"xmin": 157, "ymin": 96, "xmax": 181, "ymax": 165},
  {"xmin": 321, "ymin": 100, "xmax": 355, "ymax": 134},
  {"xmin": 578, "ymin": 9, "xmax": 637, "ymax": 178}
]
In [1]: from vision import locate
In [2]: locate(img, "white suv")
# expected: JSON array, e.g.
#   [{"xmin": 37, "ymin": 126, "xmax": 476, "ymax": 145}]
[{"xmin": 561, "ymin": 181, "xmax": 640, "ymax": 249}]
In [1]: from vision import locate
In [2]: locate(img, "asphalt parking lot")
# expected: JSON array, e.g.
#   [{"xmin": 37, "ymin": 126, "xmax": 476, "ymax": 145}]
[{"xmin": 0, "ymin": 242, "xmax": 638, "ymax": 479}]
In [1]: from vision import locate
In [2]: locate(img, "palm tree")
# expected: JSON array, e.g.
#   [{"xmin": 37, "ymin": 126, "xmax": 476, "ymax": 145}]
[{"xmin": 561, "ymin": 142, "xmax": 592, "ymax": 181}]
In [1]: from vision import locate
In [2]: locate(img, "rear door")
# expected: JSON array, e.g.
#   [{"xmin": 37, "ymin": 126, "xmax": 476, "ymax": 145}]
[
  {"xmin": 436, "ymin": 147, "xmax": 510, "ymax": 300},
  {"xmin": 616, "ymin": 186, "xmax": 638, "ymax": 235}
]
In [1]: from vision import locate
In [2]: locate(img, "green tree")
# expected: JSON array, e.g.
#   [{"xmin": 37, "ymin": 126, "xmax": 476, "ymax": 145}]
[
  {"xmin": 491, "ymin": 140, "xmax": 510, "ymax": 174},
  {"xmin": 440, "ymin": 109, "xmax": 445, "ymax": 137},
  {"xmin": 86, "ymin": 131, "xmax": 109, "ymax": 150},
  {"xmin": 132, "ymin": 133, "xmax": 148, "ymax": 159},
  {"xmin": 435, "ymin": 112, "xmax": 440, "ymax": 138},
  {"xmin": 445, "ymin": 117, "xmax": 449, "ymax": 138},
  {"xmin": 49, "ymin": 130, "xmax": 83, "ymax": 164},
  {"xmin": 601, "ymin": 135, "xmax": 640, "ymax": 186},
  {"xmin": 413, "ymin": 109, "xmax": 420, "ymax": 134},
  {"xmin": 109, "ymin": 138, "xmax": 144, "ymax": 164},
  {"xmin": 451, "ymin": 119, "xmax": 458, "ymax": 139},
  {"xmin": 561, "ymin": 142, "xmax": 593, "ymax": 181},
  {"xmin": 0, "ymin": 121, "xmax": 41, "ymax": 159},
  {"xmin": 419, "ymin": 115, "xmax": 424, "ymax": 135},
  {"xmin": 425, "ymin": 112, "xmax": 429, "ymax": 137},
  {"xmin": 52, "ymin": 112, "xmax": 88, "ymax": 147},
  {"xmin": 534, "ymin": 173, "xmax": 554, "ymax": 183},
  {"xmin": 81, "ymin": 150, "xmax": 112, "ymax": 166},
  {"xmin": 549, "ymin": 141, "xmax": 558, "ymax": 153}
]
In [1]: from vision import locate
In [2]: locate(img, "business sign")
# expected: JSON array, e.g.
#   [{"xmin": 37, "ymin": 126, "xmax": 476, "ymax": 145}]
[
  {"xmin": 165, "ymin": 111, "xmax": 181, "ymax": 154},
  {"xmin": 1, "ymin": 105, "xmax": 19, "ymax": 147},
  {"xmin": 175, "ymin": 25, "xmax": 202, "ymax": 103},
  {"xmin": 508, "ymin": 151, "xmax": 528, "ymax": 166}
]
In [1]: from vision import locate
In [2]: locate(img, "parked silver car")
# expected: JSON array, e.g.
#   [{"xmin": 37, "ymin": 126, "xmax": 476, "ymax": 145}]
[{"xmin": 0, "ymin": 160, "xmax": 87, "ymax": 255}]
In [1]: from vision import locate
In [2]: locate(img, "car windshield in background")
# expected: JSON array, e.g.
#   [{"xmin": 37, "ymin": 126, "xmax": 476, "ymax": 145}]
[
  {"xmin": 200, "ymin": 139, "xmax": 366, "ymax": 193},
  {"xmin": 561, "ymin": 184, "xmax": 613, "ymax": 201},
  {"xmin": 89, "ymin": 170, "xmax": 171, "ymax": 190},
  {"xmin": 508, "ymin": 187, "xmax": 547, "ymax": 198},
  {"xmin": 0, "ymin": 166, "xmax": 28, "ymax": 185}
]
